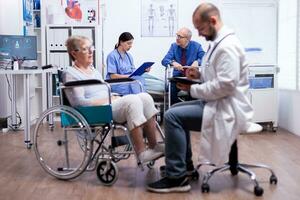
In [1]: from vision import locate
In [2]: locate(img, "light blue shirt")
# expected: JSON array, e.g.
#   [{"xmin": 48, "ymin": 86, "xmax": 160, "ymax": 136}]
[
  {"xmin": 63, "ymin": 66, "xmax": 108, "ymax": 106},
  {"xmin": 106, "ymin": 49, "xmax": 145, "ymax": 95}
]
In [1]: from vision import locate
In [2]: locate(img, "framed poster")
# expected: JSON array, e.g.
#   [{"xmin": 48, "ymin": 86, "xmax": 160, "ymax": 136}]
[
  {"xmin": 141, "ymin": 0, "xmax": 178, "ymax": 37},
  {"xmin": 63, "ymin": 0, "xmax": 100, "ymax": 24},
  {"xmin": 45, "ymin": 0, "xmax": 100, "ymax": 25}
]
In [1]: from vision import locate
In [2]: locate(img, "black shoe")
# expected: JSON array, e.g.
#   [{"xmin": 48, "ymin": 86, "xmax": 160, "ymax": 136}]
[
  {"xmin": 186, "ymin": 169, "xmax": 199, "ymax": 181},
  {"xmin": 159, "ymin": 165, "xmax": 199, "ymax": 181},
  {"xmin": 147, "ymin": 176, "xmax": 191, "ymax": 193}
]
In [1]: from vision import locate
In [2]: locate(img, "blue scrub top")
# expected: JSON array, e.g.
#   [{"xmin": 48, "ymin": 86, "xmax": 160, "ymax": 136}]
[{"xmin": 106, "ymin": 49, "xmax": 145, "ymax": 95}]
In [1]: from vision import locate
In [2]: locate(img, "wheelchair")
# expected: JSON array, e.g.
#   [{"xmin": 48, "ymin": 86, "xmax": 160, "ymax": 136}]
[{"xmin": 33, "ymin": 78, "xmax": 164, "ymax": 186}]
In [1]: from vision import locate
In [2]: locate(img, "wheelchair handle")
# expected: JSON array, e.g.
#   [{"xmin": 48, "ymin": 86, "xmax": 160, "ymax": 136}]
[{"xmin": 105, "ymin": 78, "xmax": 143, "ymax": 93}]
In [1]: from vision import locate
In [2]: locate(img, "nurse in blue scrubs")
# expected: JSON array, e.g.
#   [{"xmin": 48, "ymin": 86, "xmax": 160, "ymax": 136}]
[{"xmin": 106, "ymin": 32, "xmax": 149, "ymax": 95}]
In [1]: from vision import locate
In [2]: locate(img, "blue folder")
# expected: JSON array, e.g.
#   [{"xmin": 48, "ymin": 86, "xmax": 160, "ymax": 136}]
[{"xmin": 129, "ymin": 62, "xmax": 155, "ymax": 77}]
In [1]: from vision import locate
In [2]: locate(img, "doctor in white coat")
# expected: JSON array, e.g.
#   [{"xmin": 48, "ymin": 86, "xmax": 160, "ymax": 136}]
[{"xmin": 147, "ymin": 3, "xmax": 253, "ymax": 193}]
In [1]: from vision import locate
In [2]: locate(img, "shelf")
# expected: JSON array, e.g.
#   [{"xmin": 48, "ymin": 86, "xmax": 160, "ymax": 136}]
[
  {"xmin": 33, "ymin": 9, "xmax": 40, "ymax": 12},
  {"xmin": 49, "ymin": 50, "xmax": 68, "ymax": 53},
  {"xmin": 34, "ymin": 27, "xmax": 41, "ymax": 30}
]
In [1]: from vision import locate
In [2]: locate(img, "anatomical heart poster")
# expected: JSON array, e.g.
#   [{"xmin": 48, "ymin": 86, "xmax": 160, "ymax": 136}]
[{"xmin": 63, "ymin": 0, "xmax": 99, "ymax": 24}]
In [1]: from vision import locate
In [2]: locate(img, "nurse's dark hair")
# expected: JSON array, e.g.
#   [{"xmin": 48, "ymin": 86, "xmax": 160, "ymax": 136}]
[
  {"xmin": 193, "ymin": 3, "xmax": 221, "ymax": 22},
  {"xmin": 114, "ymin": 32, "xmax": 134, "ymax": 49}
]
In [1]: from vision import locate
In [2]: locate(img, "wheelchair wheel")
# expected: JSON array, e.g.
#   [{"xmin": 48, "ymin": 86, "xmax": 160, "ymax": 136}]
[
  {"xmin": 97, "ymin": 159, "xmax": 119, "ymax": 186},
  {"xmin": 33, "ymin": 105, "xmax": 93, "ymax": 180}
]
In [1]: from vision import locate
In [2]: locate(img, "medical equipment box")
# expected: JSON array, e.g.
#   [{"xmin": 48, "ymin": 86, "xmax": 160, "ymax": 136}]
[{"xmin": 249, "ymin": 76, "xmax": 273, "ymax": 89}]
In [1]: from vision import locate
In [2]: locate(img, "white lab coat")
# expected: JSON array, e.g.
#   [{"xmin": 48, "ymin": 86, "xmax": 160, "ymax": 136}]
[{"xmin": 190, "ymin": 26, "xmax": 253, "ymax": 166}]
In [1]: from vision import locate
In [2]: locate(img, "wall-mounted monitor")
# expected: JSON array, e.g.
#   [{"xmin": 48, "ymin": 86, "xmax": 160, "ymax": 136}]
[{"xmin": 0, "ymin": 35, "xmax": 37, "ymax": 61}]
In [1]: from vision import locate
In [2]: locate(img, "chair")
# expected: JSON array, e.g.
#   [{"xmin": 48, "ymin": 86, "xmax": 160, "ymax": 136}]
[
  {"xmin": 33, "ymin": 78, "xmax": 164, "ymax": 186},
  {"xmin": 198, "ymin": 123, "xmax": 278, "ymax": 196}
]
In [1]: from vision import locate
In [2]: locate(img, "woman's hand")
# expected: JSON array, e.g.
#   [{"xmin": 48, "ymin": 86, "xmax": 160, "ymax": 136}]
[{"xmin": 111, "ymin": 95, "xmax": 121, "ymax": 101}]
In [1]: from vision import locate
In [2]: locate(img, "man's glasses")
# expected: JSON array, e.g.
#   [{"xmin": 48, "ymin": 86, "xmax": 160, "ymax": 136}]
[
  {"xmin": 75, "ymin": 45, "xmax": 95, "ymax": 53},
  {"xmin": 176, "ymin": 34, "xmax": 186, "ymax": 39}
]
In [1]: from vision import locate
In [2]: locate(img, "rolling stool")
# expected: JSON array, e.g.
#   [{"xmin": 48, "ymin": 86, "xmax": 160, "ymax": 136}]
[{"xmin": 198, "ymin": 123, "xmax": 278, "ymax": 196}]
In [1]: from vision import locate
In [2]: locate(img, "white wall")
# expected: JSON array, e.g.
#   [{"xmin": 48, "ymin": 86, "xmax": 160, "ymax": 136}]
[
  {"xmin": 278, "ymin": 0, "xmax": 297, "ymax": 89},
  {"xmin": 278, "ymin": 90, "xmax": 300, "ymax": 136},
  {"xmin": 277, "ymin": 0, "xmax": 300, "ymax": 136},
  {"xmin": 0, "ymin": 0, "xmax": 23, "ymax": 35},
  {"xmin": 101, "ymin": 0, "xmax": 210, "ymax": 79}
]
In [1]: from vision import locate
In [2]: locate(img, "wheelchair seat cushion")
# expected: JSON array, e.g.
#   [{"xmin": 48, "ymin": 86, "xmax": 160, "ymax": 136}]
[{"xmin": 61, "ymin": 105, "xmax": 113, "ymax": 127}]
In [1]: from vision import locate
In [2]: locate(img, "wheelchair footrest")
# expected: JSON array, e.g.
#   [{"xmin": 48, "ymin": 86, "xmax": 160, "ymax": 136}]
[{"xmin": 111, "ymin": 135, "xmax": 130, "ymax": 147}]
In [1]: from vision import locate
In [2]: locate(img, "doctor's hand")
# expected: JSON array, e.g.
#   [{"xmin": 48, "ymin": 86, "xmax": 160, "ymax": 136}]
[
  {"xmin": 186, "ymin": 67, "xmax": 200, "ymax": 79},
  {"xmin": 176, "ymin": 82, "xmax": 191, "ymax": 91}
]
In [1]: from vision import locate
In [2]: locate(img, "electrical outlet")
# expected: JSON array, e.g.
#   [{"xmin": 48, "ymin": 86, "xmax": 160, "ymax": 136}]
[{"xmin": 0, "ymin": 117, "xmax": 8, "ymax": 129}]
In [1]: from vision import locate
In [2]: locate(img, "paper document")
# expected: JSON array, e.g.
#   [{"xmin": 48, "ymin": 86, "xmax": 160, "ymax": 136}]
[{"xmin": 129, "ymin": 62, "xmax": 155, "ymax": 77}]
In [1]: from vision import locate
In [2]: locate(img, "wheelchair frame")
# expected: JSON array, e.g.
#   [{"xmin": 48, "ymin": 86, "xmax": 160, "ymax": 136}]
[{"xmin": 33, "ymin": 78, "xmax": 164, "ymax": 186}]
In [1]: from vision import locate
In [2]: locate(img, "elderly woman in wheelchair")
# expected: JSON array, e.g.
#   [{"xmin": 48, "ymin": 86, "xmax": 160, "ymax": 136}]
[{"xmin": 33, "ymin": 35, "xmax": 164, "ymax": 185}]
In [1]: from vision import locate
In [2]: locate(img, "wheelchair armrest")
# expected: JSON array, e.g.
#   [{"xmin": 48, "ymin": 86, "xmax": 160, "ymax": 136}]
[
  {"xmin": 104, "ymin": 77, "xmax": 135, "ymax": 83},
  {"xmin": 105, "ymin": 78, "xmax": 143, "ymax": 93},
  {"xmin": 64, "ymin": 79, "xmax": 103, "ymax": 87}
]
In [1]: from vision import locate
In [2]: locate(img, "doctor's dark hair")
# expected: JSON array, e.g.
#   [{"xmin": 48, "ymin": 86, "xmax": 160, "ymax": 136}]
[
  {"xmin": 114, "ymin": 32, "xmax": 134, "ymax": 49},
  {"xmin": 193, "ymin": 3, "xmax": 221, "ymax": 22}
]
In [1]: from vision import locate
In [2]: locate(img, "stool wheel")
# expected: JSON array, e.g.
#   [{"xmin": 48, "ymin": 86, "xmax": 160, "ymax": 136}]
[
  {"xmin": 201, "ymin": 183, "xmax": 210, "ymax": 193},
  {"xmin": 254, "ymin": 186, "xmax": 264, "ymax": 196},
  {"xmin": 270, "ymin": 174, "xmax": 278, "ymax": 184},
  {"xmin": 230, "ymin": 166, "xmax": 238, "ymax": 176},
  {"xmin": 57, "ymin": 140, "xmax": 63, "ymax": 146},
  {"xmin": 26, "ymin": 143, "xmax": 32, "ymax": 149},
  {"xmin": 97, "ymin": 159, "xmax": 119, "ymax": 186}
]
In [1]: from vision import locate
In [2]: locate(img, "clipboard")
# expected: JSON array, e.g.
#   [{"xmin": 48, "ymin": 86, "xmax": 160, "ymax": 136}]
[
  {"xmin": 168, "ymin": 77, "xmax": 202, "ymax": 85},
  {"xmin": 129, "ymin": 62, "xmax": 155, "ymax": 77}
]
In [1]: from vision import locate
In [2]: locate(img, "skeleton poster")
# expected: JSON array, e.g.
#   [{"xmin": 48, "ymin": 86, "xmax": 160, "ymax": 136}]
[{"xmin": 141, "ymin": 0, "xmax": 178, "ymax": 37}]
